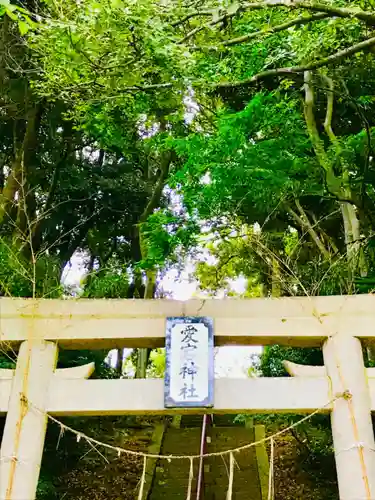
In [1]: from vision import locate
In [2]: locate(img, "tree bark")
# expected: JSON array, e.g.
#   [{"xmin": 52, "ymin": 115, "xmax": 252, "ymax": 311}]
[
  {"xmin": 15, "ymin": 104, "xmax": 43, "ymax": 243},
  {"xmin": 271, "ymin": 256, "xmax": 281, "ymax": 298},
  {"xmin": 115, "ymin": 348, "xmax": 123, "ymax": 377},
  {"xmin": 303, "ymin": 71, "xmax": 367, "ymax": 278},
  {"xmin": 134, "ymin": 139, "xmax": 172, "ymax": 379}
]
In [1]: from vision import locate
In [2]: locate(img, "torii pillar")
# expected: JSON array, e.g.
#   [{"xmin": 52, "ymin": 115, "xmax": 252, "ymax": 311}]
[
  {"xmin": 0, "ymin": 341, "xmax": 94, "ymax": 500},
  {"xmin": 286, "ymin": 334, "xmax": 375, "ymax": 500}
]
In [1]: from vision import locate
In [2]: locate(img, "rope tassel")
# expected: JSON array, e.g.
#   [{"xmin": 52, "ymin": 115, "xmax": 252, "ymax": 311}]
[
  {"xmin": 186, "ymin": 457, "xmax": 194, "ymax": 500},
  {"xmin": 268, "ymin": 438, "xmax": 275, "ymax": 500},
  {"xmin": 226, "ymin": 452, "xmax": 234, "ymax": 500},
  {"xmin": 138, "ymin": 455, "xmax": 147, "ymax": 500}
]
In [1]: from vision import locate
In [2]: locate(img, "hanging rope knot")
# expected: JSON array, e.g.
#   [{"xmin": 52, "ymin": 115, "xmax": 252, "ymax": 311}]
[
  {"xmin": 186, "ymin": 457, "xmax": 194, "ymax": 500},
  {"xmin": 336, "ymin": 442, "xmax": 370, "ymax": 455},
  {"xmin": 335, "ymin": 390, "xmax": 352, "ymax": 400},
  {"xmin": 0, "ymin": 456, "xmax": 18, "ymax": 463},
  {"xmin": 138, "ymin": 456, "xmax": 147, "ymax": 500},
  {"xmin": 354, "ymin": 442, "xmax": 365, "ymax": 450},
  {"xmin": 20, "ymin": 393, "xmax": 29, "ymax": 407},
  {"xmin": 226, "ymin": 452, "xmax": 234, "ymax": 500},
  {"xmin": 342, "ymin": 390, "xmax": 353, "ymax": 400}
]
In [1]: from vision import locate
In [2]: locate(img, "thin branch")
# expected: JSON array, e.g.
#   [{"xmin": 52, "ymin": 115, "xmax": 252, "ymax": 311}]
[
  {"xmin": 36, "ymin": 208, "xmax": 101, "ymax": 260},
  {"xmin": 179, "ymin": 6, "xmax": 244, "ymax": 43},
  {"xmin": 304, "ymin": 70, "xmax": 339, "ymax": 186},
  {"xmin": 86, "ymin": 83, "xmax": 173, "ymax": 100},
  {"xmin": 177, "ymin": 0, "xmax": 375, "ymax": 42},
  {"xmin": 180, "ymin": 22, "xmax": 213, "ymax": 43},
  {"xmin": 171, "ymin": 9, "xmax": 213, "ymax": 27},
  {"xmin": 322, "ymin": 74, "xmax": 336, "ymax": 143},
  {"xmin": 216, "ymin": 36, "xmax": 375, "ymax": 88},
  {"xmin": 285, "ymin": 201, "xmax": 331, "ymax": 260},
  {"xmin": 203, "ymin": 12, "xmax": 331, "ymax": 48},
  {"xmin": 276, "ymin": 0, "xmax": 375, "ymax": 24},
  {"xmin": 139, "ymin": 152, "xmax": 172, "ymax": 223}
]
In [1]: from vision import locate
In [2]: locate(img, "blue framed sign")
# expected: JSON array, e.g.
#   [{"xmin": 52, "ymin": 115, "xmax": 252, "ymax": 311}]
[{"xmin": 164, "ymin": 317, "xmax": 214, "ymax": 408}]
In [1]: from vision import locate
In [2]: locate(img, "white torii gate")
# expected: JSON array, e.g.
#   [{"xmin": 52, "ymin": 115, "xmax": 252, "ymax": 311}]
[{"xmin": 1, "ymin": 295, "xmax": 375, "ymax": 500}]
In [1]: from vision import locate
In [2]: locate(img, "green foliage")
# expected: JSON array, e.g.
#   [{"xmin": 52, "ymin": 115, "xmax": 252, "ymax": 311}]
[
  {"xmin": 259, "ymin": 345, "xmax": 324, "ymax": 378},
  {"xmin": 0, "ymin": 353, "xmax": 15, "ymax": 369},
  {"xmin": 0, "ymin": 1, "xmax": 36, "ymax": 34},
  {"xmin": 30, "ymin": 0, "xmax": 191, "ymax": 106},
  {"xmin": 36, "ymin": 476, "xmax": 57, "ymax": 500},
  {"xmin": 194, "ymin": 225, "xmax": 266, "ymax": 296},
  {"xmin": 172, "ymin": 92, "xmax": 320, "ymax": 226},
  {"xmin": 0, "ymin": 238, "xmax": 61, "ymax": 298},
  {"xmin": 83, "ymin": 264, "xmax": 130, "ymax": 299},
  {"xmin": 148, "ymin": 348, "xmax": 166, "ymax": 377},
  {"xmin": 139, "ymin": 208, "xmax": 199, "ymax": 269}
]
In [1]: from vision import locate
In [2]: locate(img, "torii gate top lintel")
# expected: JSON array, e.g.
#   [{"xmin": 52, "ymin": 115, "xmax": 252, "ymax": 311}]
[{"xmin": 1, "ymin": 294, "xmax": 375, "ymax": 350}]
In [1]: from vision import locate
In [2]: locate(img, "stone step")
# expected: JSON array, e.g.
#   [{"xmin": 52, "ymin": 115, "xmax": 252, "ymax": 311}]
[
  {"xmin": 149, "ymin": 425, "xmax": 262, "ymax": 500},
  {"xmin": 180, "ymin": 414, "xmax": 246, "ymax": 428}
]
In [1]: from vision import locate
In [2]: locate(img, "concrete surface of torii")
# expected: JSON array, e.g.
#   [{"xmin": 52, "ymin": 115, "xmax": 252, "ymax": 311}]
[{"xmin": 1, "ymin": 295, "xmax": 375, "ymax": 500}]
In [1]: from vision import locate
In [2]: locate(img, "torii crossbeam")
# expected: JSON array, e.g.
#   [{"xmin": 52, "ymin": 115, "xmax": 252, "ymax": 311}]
[{"xmin": 1, "ymin": 295, "xmax": 375, "ymax": 500}]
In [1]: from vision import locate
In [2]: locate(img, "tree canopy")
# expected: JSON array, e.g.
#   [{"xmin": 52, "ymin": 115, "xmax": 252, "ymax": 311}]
[{"xmin": 1, "ymin": 0, "xmax": 375, "ymax": 497}]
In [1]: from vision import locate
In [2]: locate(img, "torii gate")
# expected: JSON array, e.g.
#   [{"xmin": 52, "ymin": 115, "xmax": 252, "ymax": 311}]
[{"xmin": 1, "ymin": 295, "xmax": 375, "ymax": 500}]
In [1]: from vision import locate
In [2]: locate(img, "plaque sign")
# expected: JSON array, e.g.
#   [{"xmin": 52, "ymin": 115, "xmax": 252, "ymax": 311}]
[{"xmin": 164, "ymin": 317, "xmax": 214, "ymax": 408}]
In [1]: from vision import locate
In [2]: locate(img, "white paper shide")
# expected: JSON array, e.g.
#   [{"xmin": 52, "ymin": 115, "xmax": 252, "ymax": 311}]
[{"xmin": 169, "ymin": 322, "xmax": 209, "ymax": 404}]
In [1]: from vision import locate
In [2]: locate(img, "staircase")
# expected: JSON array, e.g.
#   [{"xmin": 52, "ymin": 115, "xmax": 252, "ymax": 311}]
[{"xmin": 148, "ymin": 415, "xmax": 267, "ymax": 500}]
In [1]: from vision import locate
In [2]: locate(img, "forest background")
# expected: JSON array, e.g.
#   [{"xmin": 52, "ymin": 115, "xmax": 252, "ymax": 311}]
[{"xmin": 1, "ymin": 0, "xmax": 375, "ymax": 497}]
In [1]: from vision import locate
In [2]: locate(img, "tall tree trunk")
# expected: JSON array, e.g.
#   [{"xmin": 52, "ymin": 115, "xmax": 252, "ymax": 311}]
[
  {"xmin": 304, "ymin": 71, "xmax": 372, "ymax": 358},
  {"xmin": 135, "ymin": 268, "xmax": 157, "ymax": 378},
  {"xmin": 15, "ymin": 105, "xmax": 42, "ymax": 244},
  {"xmin": 134, "ymin": 141, "xmax": 172, "ymax": 379},
  {"xmin": 304, "ymin": 71, "xmax": 367, "ymax": 278},
  {"xmin": 340, "ymin": 201, "xmax": 367, "ymax": 281},
  {"xmin": 115, "ymin": 348, "xmax": 123, "ymax": 377}
]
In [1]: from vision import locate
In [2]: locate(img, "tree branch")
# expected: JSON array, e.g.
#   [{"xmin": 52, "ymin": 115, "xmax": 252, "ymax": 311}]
[
  {"xmin": 203, "ymin": 12, "xmax": 330, "ymax": 49},
  {"xmin": 276, "ymin": 0, "xmax": 375, "ymax": 25},
  {"xmin": 322, "ymin": 74, "xmax": 335, "ymax": 143},
  {"xmin": 177, "ymin": 0, "xmax": 375, "ymax": 42},
  {"xmin": 171, "ymin": 9, "xmax": 213, "ymax": 27},
  {"xmin": 285, "ymin": 201, "xmax": 331, "ymax": 260},
  {"xmin": 216, "ymin": 36, "xmax": 375, "ymax": 88},
  {"xmin": 91, "ymin": 83, "xmax": 173, "ymax": 98},
  {"xmin": 179, "ymin": 5, "xmax": 245, "ymax": 43},
  {"xmin": 320, "ymin": 74, "xmax": 356, "ymax": 208},
  {"xmin": 139, "ymin": 151, "xmax": 172, "ymax": 223},
  {"xmin": 304, "ymin": 71, "xmax": 334, "ymax": 176}
]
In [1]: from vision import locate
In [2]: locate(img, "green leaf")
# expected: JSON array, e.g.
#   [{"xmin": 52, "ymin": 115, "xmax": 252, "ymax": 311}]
[
  {"xmin": 18, "ymin": 20, "xmax": 29, "ymax": 36},
  {"xmin": 0, "ymin": 0, "xmax": 10, "ymax": 6},
  {"xmin": 5, "ymin": 7, "xmax": 17, "ymax": 20}
]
